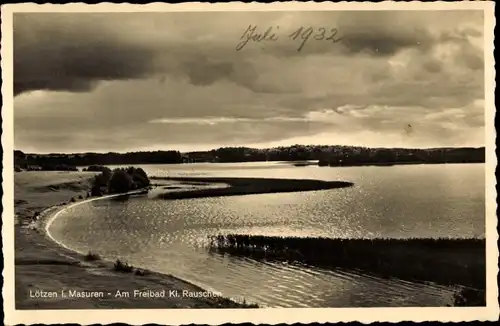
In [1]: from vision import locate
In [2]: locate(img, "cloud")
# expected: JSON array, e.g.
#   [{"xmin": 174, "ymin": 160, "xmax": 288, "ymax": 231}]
[
  {"xmin": 13, "ymin": 14, "xmax": 159, "ymax": 95},
  {"xmin": 13, "ymin": 10, "xmax": 485, "ymax": 152},
  {"xmin": 14, "ymin": 11, "xmax": 484, "ymax": 96}
]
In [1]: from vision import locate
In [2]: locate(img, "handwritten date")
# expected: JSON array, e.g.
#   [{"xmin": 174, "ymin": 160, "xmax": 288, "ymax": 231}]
[
  {"xmin": 289, "ymin": 26, "xmax": 343, "ymax": 52},
  {"xmin": 236, "ymin": 25, "xmax": 343, "ymax": 52}
]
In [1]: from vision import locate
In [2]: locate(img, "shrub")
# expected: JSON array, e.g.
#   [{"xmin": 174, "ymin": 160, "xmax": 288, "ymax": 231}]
[
  {"xmin": 90, "ymin": 170, "xmax": 112, "ymax": 196},
  {"xmin": 114, "ymin": 259, "xmax": 134, "ymax": 273},
  {"xmin": 90, "ymin": 184, "xmax": 104, "ymax": 197},
  {"xmin": 130, "ymin": 167, "xmax": 150, "ymax": 187},
  {"xmin": 89, "ymin": 166, "xmax": 150, "ymax": 195},
  {"xmin": 93, "ymin": 170, "xmax": 112, "ymax": 188},
  {"xmin": 108, "ymin": 169, "xmax": 134, "ymax": 194},
  {"xmin": 84, "ymin": 251, "xmax": 101, "ymax": 261}
]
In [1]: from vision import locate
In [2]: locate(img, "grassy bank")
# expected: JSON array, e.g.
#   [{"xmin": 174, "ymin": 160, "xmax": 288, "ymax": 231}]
[
  {"xmin": 14, "ymin": 171, "xmax": 97, "ymax": 223},
  {"xmin": 209, "ymin": 235, "xmax": 486, "ymax": 294},
  {"xmin": 14, "ymin": 171, "xmax": 256, "ymax": 309},
  {"xmin": 153, "ymin": 176, "xmax": 353, "ymax": 200}
]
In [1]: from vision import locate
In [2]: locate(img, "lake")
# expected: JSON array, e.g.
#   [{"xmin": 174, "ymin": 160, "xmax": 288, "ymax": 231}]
[{"xmin": 49, "ymin": 162, "xmax": 485, "ymax": 307}]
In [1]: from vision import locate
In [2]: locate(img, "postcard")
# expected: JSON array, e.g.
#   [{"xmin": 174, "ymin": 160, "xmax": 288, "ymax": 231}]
[{"xmin": 2, "ymin": 1, "xmax": 498, "ymax": 325}]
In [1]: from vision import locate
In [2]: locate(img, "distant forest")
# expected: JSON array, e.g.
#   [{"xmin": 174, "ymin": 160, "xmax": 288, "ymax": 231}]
[{"xmin": 14, "ymin": 145, "xmax": 485, "ymax": 171}]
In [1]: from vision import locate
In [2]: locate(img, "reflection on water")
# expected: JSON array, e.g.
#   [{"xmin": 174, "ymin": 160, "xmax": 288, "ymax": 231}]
[{"xmin": 50, "ymin": 163, "xmax": 484, "ymax": 307}]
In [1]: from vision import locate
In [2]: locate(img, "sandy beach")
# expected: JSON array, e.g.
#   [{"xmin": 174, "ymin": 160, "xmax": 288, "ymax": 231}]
[{"xmin": 14, "ymin": 171, "xmax": 255, "ymax": 309}]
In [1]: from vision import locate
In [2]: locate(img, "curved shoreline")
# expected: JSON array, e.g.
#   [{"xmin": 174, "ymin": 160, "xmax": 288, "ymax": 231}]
[
  {"xmin": 44, "ymin": 190, "xmax": 146, "ymax": 255},
  {"xmin": 38, "ymin": 175, "xmax": 353, "ymax": 309},
  {"xmin": 41, "ymin": 190, "xmax": 256, "ymax": 308}
]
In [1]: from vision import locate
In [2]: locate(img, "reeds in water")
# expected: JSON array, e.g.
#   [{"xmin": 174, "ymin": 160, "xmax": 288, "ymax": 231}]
[{"xmin": 209, "ymin": 234, "xmax": 486, "ymax": 294}]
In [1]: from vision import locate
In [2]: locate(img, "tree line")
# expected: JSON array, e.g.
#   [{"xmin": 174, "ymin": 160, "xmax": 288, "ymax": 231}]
[
  {"xmin": 14, "ymin": 145, "xmax": 485, "ymax": 171},
  {"xmin": 317, "ymin": 146, "xmax": 485, "ymax": 166},
  {"xmin": 178, "ymin": 145, "xmax": 485, "ymax": 165},
  {"xmin": 14, "ymin": 150, "xmax": 183, "ymax": 170}
]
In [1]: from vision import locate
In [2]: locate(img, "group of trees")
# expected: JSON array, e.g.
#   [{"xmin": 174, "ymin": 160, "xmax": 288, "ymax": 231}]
[
  {"xmin": 90, "ymin": 166, "xmax": 150, "ymax": 196},
  {"xmin": 184, "ymin": 145, "xmax": 485, "ymax": 165},
  {"xmin": 14, "ymin": 150, "xmax": 183, "ymax": 170},
  {"xmin": 14, "ymin": 145, "xmax": 485, "ymax": 171},
  {"xmin": 184, "ymin": 145, "xmax": 326, "ymax": 163},
  {"xmin": 317, "ymin": 147, "xmax": 485, "ymax": 166}
]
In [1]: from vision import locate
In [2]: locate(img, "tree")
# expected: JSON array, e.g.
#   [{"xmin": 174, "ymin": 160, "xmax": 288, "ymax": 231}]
[
  {"xmin": 127, "ymin": 167, "xmax": 150, "ymax": 189},
  {"xmin": 108, "ymin": 169, "xmax": 134, "ymax": 194}
]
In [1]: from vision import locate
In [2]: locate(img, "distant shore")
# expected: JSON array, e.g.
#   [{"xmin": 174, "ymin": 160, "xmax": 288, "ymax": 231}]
[
  {"xmin": 15, "ymin": 145, "xmax": 485, "ymax": 169},
  {"xmin": 14, "ymin": 171, "xmax": 256, "ymax": 309},
  {"xmin": 317, "ymin": 160, "xmax": 485, "ymax": 168},
  {"xmin": 153, "ymin": 176, "xmax": 354, "ymax": 200}
]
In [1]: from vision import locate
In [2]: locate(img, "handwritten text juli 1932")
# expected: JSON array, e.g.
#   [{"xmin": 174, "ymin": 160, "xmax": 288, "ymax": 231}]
[{"xmin": 236, "ymin": 25, "xmax": 343, "ymax": 52}]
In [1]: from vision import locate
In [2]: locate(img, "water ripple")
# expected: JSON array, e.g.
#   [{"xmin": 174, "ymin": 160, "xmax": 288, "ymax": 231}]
[{"xmin": 48, "ymin": 163, "xmax": 483, "ymax": 307}]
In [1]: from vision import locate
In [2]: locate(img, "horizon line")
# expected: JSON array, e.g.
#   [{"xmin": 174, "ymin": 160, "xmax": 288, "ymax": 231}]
[{"xmin": 14, "ymin": 144, "xmax": 487, "ymax": 156}]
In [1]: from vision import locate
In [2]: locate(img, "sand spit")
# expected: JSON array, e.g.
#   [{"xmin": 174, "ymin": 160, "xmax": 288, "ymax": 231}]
[{"xmin": 153, "ymin": 176, "xmax": 354, "ymax": 200}]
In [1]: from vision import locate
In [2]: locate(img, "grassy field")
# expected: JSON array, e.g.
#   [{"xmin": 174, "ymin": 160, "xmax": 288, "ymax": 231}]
[
  {"xmin": 14, "ymin": 171, "xmax": 256, "ymax": 309},
  {"xmin": 153, "ymin": 176, "xmax": 354, "ymax": 200},
  {"xmin": 209, "ymin": 234, "xmax": 486, "ymax": 305},
  {"xmin": 14, "ymin": 171, "xmax": 97, "ymax": 224}
]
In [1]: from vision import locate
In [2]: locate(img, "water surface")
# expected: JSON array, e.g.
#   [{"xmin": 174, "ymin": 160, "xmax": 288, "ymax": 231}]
[{"xmin": 50, "ymin": 162, "xmax": 485, "ymax": 307}]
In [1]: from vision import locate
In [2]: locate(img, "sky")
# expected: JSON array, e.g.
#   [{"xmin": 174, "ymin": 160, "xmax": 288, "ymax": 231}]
[{"xmin": 13, "ymin": 10, "xmax": 485, "ymax": 153}]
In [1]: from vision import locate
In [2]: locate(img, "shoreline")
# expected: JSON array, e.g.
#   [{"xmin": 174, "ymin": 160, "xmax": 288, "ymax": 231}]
[
  {"xmin": 14, "ymin": 171, "xmax": 257, "ymax": 309},
  {"xmin": 44, "ymin": 190, "xmax": 148, "ymax": 254},
  {"xmin": 69, "ymin": 160, "xmax": 484, "ymax": 168},
  {"xmin": 43, "ymin": 192, "xmax": 255, "ymax": 307},
  {"xmin": 317, "ymin": 160, "xmax": 485, "ymax": 167}
]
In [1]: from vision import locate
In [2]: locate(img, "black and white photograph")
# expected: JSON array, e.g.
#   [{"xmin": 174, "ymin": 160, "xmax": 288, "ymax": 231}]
[{"xmin": 2, "ymin": 1, "xmax": 497, "ymax": 325}]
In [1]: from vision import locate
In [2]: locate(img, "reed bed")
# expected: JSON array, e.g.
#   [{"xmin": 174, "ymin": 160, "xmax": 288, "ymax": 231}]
[{"xmin": 209, "ymin": 234, "xmax": 486, "ymax": 291}]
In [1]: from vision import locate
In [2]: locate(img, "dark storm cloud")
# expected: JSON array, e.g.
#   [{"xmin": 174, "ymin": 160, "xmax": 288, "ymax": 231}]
[
  {"xmin": 14, "ymin": 11, "xmax": 484, "ymax": 96},
  {"xmin": 11, "ymin": 11, "xmax": 441, "ymax": 95},
  {"xmin": 13, "ymin": 14, "xmax": 160, "ymax": 95},
  {"xmin": 13, "ymin": 13, "xmax": 263, "ymax": 95},
  {"xmin": 13, "ymin": 10, "xmax": 486, "ymax": 152},
  {"xmin": 340, "ymin": 28, "xmax": 432, "ymax": 56},
  {"xmin": 332, "ymin": 11, "xmax": 436, "ymax": 57}
]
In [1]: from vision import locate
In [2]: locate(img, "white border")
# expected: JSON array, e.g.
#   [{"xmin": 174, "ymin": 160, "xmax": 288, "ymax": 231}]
[{"xmin": 2, "ymin": 2, "xmax": 498, "ymax": 324}]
